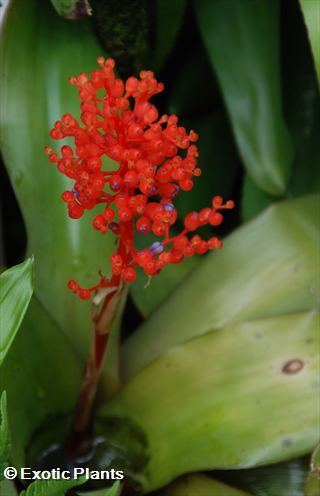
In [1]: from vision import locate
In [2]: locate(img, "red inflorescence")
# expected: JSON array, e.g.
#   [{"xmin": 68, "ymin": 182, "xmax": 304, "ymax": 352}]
[{"xmin": 45, "ymin": 57, "xmax": 234, "ymax": 299}]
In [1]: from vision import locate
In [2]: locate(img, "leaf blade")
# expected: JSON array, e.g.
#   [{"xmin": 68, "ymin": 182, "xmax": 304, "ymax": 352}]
[
  {"xmin": 194, "ymin": 0, "xmax": 293, "ymax": 195},
  {"xmin": 0, "ymin": 258, "xmax": 34, "ymax": 365}
]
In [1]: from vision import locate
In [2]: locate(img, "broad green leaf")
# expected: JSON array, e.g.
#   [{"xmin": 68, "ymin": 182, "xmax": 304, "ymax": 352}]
[
  {"xmin": 241, "ymin": 174, "xmax": 278, "ymax": 222},
  {"xmin": 213, "ymin": 457, "xmax": 309, "ymax": 496},
  {"xmin": 160, "ymin": 474, "xmax": 252, "ymax": 496},
  {"xmin": 123, "ymin": 194, "xmax": 320, "ymax": 379},
  {"xmin": 194, "ymin": 0, "xmax": 293, "ymax": 195},
  {"xmin": 299, "ymin": 0, "xmax": 320, "ymax": 87},
  {"xmin": 20, "ymin": 476, "xmax": 86, "ymax": 496},
  {"xmin": 101, "ymin": 310, "xmax": 319, "ymax": 492},
  {"xmin": 0, "ymin": 297, "xmax": 81, "ymax": 466},
  {"xmin": 0, "ymin": 391, "xmax": 10, "ymax": 480},
  {"xmin": 0, "ymin": 258, "xmax": 33, "ymax": 365},
  {"xmin": 154, "ymin": 0, "xmax": 187, "ymax": 69},
  {"xmin": 0, "ymin": 0, "xmax": 117, "ymax": 361}
]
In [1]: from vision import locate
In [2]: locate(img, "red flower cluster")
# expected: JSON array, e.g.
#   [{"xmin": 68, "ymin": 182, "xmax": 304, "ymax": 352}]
[{"xmin": 45, "ymin": 57, "xmax": 234, "ymax": 299}]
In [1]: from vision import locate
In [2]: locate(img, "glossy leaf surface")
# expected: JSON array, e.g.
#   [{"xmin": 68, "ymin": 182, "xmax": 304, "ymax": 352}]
[
  {"xmin": 0, "ymin": 0, "xmax": 116, "ymax": 359},
  {"xmin": 0, "ymin": 258, "xmax": 33, "ymax": 365},
  {"xmin": 299, "ymin": 0, "xmax": 320, "ymax": 86},
  {"xmin": 123, "ymin": 194, "xmax": 320, "ymax": 379},
  {"xmin": 194, "ymin": 0, "xmax": 293, "ymax": 195},
  {"xmin": 103, "ymin": 311, "xmax": 319, "ymax": 492},
  {"xmin": 0, "ymin": 297, "xmax": 81, "ymax": 466}
]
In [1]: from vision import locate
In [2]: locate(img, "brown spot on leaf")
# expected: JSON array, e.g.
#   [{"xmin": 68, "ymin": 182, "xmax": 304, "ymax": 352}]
[{"xmin": 282, "ymin": 358, "xmax": 304, "ymax": 374}]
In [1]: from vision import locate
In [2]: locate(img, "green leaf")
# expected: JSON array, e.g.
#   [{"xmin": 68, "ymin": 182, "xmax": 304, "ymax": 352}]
[
  {"xmin": 20, "ymin": 476, "xmax": 86, "ymax": 496},
  {"xmin": 0, "ymin": 391, "xmax": 11, "ymax": 480},
  {"xmin": 283, "ymin": 1, "xmax": 320, "ymax": 197},
  {"xmin": 305, "ymin": 444, "xmax": 320, "ymax": 496},
  {"xmin": 241, "ymin": 174, "xmax": 277, "ymax": 222},
  {"xmin": 102, "ymin": 310, "xmax": 319, "ymax": 492},
  {"xmin": 0, "ymin": 480, "xmax": 18, "ymax": 496},
  {"xmin": 0, "ymin": 297, "xmax": 81, "ymax": 466},
  {"xmin": 50, "ymin": 0, "xmax": 92, "ymax": 19},
  {"xmin": 194, "ymin": 0, "xmax": 293, "ymax": 195},
  {"xmin": 213, "ymin": 457, "xmax": 309, "ymax": 496},
  {"xmin": 77, "ymin": 481, "xmax": 121, "ymax": 496},
  {"xmin": 104, "ymin": 481, "xmax": 121, "ymax": 496},
  {"xmin": 0, "ymin": 0, "xmax": 121, "ymax": 388},
  {"xmin": 154, "ymin": 0, "xmax": 187, "ymax": 69},
  {"xmin": 161, "ymin": 474, "xmax": 252, "ymax": 496},
  {"xmin": 299, "ymin": 0, "xmax": 320, "ymax": 87},
  {"xmin": 123, "ymin": 194, "xmax": 320, "ymax": 379},
  {"xmin": 0, "ymin": 258, "xmax": 34, "ymax": 365}
]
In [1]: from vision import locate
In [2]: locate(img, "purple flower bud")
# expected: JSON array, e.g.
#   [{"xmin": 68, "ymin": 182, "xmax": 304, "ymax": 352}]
[
  {"xmin": 150, "ymin": 241, "xmax": 164, "ymax": 255},
  {"xmin": 164, "ymin": 203, "xmax": 175, "ymax": 212}
]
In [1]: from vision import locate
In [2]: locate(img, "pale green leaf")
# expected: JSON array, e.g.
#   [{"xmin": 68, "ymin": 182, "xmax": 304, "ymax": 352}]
[
  {"xmin": 299, "ymin": 0, "xmax": 320, "ymax": 87},
  {"xmin": 0, "ymin": 258, "xmax": 33, "ymax": 365},
  {"xmin": 162, "ymin": 474, "xmax": 252, "ymax": 496},
  {"xmin": 123, "ymin": 194, "xmax": 320, "ymax": 379},
  {"xmin": 20, "ymin": 476, "xmax": 86, "ymax": 496},
  {"xmin": 102, "ymin": 310, "xmax": 319, "ymax": 492}
]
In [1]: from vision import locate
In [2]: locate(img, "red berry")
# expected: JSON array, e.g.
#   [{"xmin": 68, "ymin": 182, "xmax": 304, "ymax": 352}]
[
  {"xmin": 184, "ymin": 212, "xmax": 199, "ymax": 231},
  {"xmin": 110, "ymin": 175, "xmax": 123, "ymax": 192},
  {"xmin": 152, "ymin": 221, "xmax": 166, "ymax": 236},
  {"xmin": 198, "ymin": 208, "xmax": 211, "ymax": 223},
  {"xmin": 79, "ymin": 289, "xmax": 91, "ymax": 300},
  {"xmin": 226, "ymin": 200, "xmax": 235, "ymax": 209},
  {"xmin": 92, "ymin": 214, "xmax": 106, "ymax": 231},
  {"xmin": 136, "ymin": 217, "xmax": 151, "ymax": 233},
  {"xmin": 213, "ymin": 196, "xmax": 223, "ymax": 207},
  {"xmin": 68, "ymin": 279, "xmax": 79, "ymax": 292},
  {"xmin": 119, "ymin": 207, "xmax": 133, "ymax": 222},
  {"xmin": 103, "ymin": 208, "xmax": 115, "ymax": 221},
  {"xmin": 68, "ymin": 202, "xmax": 84, "ymax": 219},
  {"xmin": 208, "ymin": 237, "xmax": 223, "ymax": 249},
  {"xmin": 209, "ymin": 211, "xmax": 223, "ymax": 226},
  {"xmin": 195, "ymin": 240, "xmax": 208, "ymax": 255},
  {"xmin": 122, "ymin": 267, "xmax": 136, "ymax": 282},
  {"xmin": 61, "ymin": 191, "xmax": 74, "ymax": 203},
  {"xmin": 180, "ymin": 178, "xmax": 193, "ymax": 191},
  {"xmin": 124, "ymin": 170, "xmax": 138, "ymax": 188}
]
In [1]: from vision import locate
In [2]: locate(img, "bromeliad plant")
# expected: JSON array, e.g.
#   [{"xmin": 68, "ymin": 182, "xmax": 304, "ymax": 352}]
[
  {"xmin": 1, "ymin": 0, "xmax": 319, "ymax": 495},
  {"xmin": 45, "ymin": 57, "xmax": 234, "ymax": 442}
]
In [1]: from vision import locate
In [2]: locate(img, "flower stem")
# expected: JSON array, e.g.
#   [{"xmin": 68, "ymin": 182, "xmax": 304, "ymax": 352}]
[{"xmin": 67, "ymin": 280, "xmax": 125, "ymax": 456}]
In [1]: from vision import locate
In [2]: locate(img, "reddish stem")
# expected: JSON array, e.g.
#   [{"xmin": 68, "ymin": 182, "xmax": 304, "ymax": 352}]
[{"xmin": 67, "ymin": 279, "xmax": 125, "ymax": 456}]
